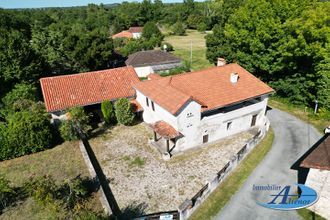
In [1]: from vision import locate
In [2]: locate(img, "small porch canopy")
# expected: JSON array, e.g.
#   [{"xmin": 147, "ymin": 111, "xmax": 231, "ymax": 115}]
[{"xmin": 148, "ymin": 121, "xmax": 182, "ymax": 153}]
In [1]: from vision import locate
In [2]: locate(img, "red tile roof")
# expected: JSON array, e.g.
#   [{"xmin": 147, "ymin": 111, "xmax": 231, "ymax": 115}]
[
  {"xmin": 112, "ymin": 31, "xmax": 133, "ymax": 39},
  {"xmin": 134, "ymin": 63, "xmax": 274, "ymax": 115},
  {"xmin": 300, "ymin": 134, "xmax": 330, "ymax": 171},
  {"xmin": 148, "ymin": 73, "xmax": 162, "ymax": 80},
  {"xmin": 40, "ymin": 66, "xmax": 139, "ymax": 112},
  {"xmin": 149, "ymin": 121, "xmax": 182, "ymax": 139},
  {"xmin": 128, "ymin": 27, "xmax": 143, "ymax": 33}
]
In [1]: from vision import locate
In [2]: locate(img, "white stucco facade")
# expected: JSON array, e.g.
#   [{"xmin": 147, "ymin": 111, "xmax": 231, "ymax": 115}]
[
  {"xmin": 136, "ymin": 89, "xmax": 270, "ymax": 152},
  {"xmin": 134, "ymin": 62, "xmax": 182, "ymax": 77},
  {"xmin": 134, "ymin": 66, "xmax": 154, "ymax": 77},
  {"xmin": 132, "ymin": 32, "xmax": 142, "ymax": 39},
  {"xmin": 304, "ymin": 168, "xmax": 330, "ymax": 219}
]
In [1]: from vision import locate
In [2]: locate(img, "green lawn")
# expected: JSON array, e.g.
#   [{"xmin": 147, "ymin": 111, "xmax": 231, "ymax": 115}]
[
  {"xmin": 164, "ymin": 29, "xmax": 213, "ymax": 71},
  {"xmin": 269, "ymin": 97, "xmax": 328, "ymax": 134},
  {"xmin": 189, "ymin": 129, "xmax": 274, "ymax": 220},
  {"xmin": 297, "ymin": 208, "xmax": 327, "ymax": 220},
  {"xmin": 0, "ymin": 141, "xmax": 103, "ymax": 218}
]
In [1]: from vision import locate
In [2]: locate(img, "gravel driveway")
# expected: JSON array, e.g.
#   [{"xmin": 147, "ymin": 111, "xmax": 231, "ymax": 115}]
[{"xmin": 89, "ymin": 123, "xmax": 254, "ymax": 213}]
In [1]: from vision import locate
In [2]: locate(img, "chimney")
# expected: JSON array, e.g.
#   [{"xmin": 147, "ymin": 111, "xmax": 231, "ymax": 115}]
[
  {"xmin": 230, "ymin": 73, "xmax": 239, "ymax": 83},
  {"xmin": 217, "ymin": 57, "xmax": 226, "ymax": 67}
]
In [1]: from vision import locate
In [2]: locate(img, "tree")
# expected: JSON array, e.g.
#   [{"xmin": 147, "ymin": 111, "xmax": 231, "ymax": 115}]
[
  {"xmin": 60, "ymin": 107, "xmax": 91, "ymax": 141},
  {"xmin": 206, "ymin": 0, "xmax": 329, "ymax": 109},
  {"xmin": 115, "ymin": 98, "xmax": 135, "ymax": 126},
  {"xmin": 120, "ymin": 40, "xmax": 143, "ymax": 57},
  {"xmin": 2, "ymin": 83, "xmax": 37, "ymax": 110},
  {"xmin": 0, "ymin": 29, "xmax": 43, "ymax": 94},
  {"xmin": 142, "ymin": 22, "xmax": 163, "ymax": 40},
  {"xmin": 5, "ymin": 109, "xmax": 53, "ymax": 159},
  {"xmin": 171, "ymin": 22, "xmax": 186, "ymax": 36},
  {"xmin": 101, "ymin": 101, "xmax": 116, "ymax": 125}
]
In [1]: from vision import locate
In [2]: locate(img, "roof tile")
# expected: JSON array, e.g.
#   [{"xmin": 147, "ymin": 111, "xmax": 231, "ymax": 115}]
[
  {"xmin": 40, "ymin": 66, "xmax": 139, "ymax": 112},
  {"xmin": 134, "ymin": 63, "xmax": 274, "ymax": 115}
]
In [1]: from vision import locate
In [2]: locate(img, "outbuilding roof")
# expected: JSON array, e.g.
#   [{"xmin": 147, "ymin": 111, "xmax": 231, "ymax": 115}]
[
  {"xmin": 128, "ymin": 27, "xmax": 143, "ymax": 33},
  {"xmin": 125, "ymin": 50, "xmax": 182, "ymax": 67},
  {"xmin": 134, "ymin": 63, "xmax": 274, "ymax": 115},
  {"xmin": 300, "ymin": 133, "xmax": 330, "ymax": 171},
  {"xmin": 40, "ymin": 66, "xmax": 139, "ymax": 112},
  {"xmin": 112, "ymin": 31, "xmax": 133, "ymax": 39}
]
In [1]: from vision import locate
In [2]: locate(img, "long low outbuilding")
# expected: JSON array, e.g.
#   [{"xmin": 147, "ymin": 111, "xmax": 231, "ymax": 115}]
[{"xmin": 40, "ymin": 66, "xmax": 141, "ymax": 121}]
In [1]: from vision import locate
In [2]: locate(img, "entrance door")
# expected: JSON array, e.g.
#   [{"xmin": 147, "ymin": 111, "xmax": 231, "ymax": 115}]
[
  {"xmin": 203, "ymin": 134, "xmax": 209, "ymax": 143},
  {"xmin": 251, "ymin": 114, "xmax": 257, "ymax": 127}
]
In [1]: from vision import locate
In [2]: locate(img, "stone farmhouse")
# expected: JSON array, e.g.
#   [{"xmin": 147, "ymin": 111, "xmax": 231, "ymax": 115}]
[
  {"xmin": 40, "ymin": 61, "xmax": 274, "ymax": 155},
  {"xmin": 112, "ymin": 27, "xmax": 143, "ymax": 39},
  {"xmin": 125, "ymin": 50, "xmax": 182, "ymax": 77},
  {"xmin": 134, "ymin": 63, "xmax": 274, "ymax": 153}
]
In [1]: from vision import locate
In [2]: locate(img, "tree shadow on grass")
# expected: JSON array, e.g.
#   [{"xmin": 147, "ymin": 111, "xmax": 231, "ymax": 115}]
[{"xmin": 116, "ymin": 202, "xmax": 148, "ymax": 219}]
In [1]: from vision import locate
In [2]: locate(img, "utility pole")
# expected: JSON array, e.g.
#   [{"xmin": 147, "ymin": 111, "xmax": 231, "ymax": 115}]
[
  {"xmin": 314, "ymin": 100, "xmax": 318, "ymax": 114},
  {"xmin": 190, "ymin": 40, "xmax": 192, "ymax": 68}
]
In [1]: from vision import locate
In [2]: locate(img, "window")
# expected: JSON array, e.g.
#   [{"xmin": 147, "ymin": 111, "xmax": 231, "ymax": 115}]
[
  {"xmin": 203, "ymin": 134, "xmax": 209, "ymax": 143},
  {"xmin": 251, "ymin": 114, "xmax": 257, "ymax": 127},
  {"xmin": 187, "ymin": 112, "xmax": 193, "ymax": 118},
  {"xmin": 151, "ymin": 101, "xmax": 155, "ymax": 111},
  {"xmin": 187, "ymin": 123, "xmax": 193, "ymax": 128},
  {"xmin": 146, "ymin": 97, "xmax": 149, "ymax": 107},
  {"xmin": 227, "ymin": 122, "xmax": 232, "ymax": 130}
]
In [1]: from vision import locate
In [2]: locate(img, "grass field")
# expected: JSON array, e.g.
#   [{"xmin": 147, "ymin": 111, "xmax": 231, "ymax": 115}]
[
  {"xmin": 164, "ymin": 29, "xmax": 213, "ymax": 71},
  {"xmin": 189, "ymin": 129, "xmax": 274, "ymax": 220},
  {"xmin": 0, "ymin": 141, "xmax": 103, "ymax": 218}
]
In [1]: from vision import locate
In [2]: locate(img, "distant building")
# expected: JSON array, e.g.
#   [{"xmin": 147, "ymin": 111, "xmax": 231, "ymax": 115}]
[
  {"xmin": 125, "ymin": 50, "xmax": 182, "ymax": 77},
  {"xmin": 128, "ymin": 27, "xmax": 143, "ymax": 39},
  {"xmin": 294, "ymin": 133, "xmax": 330, "ymax": 219},
  {"xmin": 134, "ymin": 62, "xmax": 274, "ymax": 153},
  {"xmin": 112, "ymin": 26, "xmax": 143, "ymax": 39},
  {"xmin": 40, "ymin": 66, "xmax": 142, "ymax": 122}
]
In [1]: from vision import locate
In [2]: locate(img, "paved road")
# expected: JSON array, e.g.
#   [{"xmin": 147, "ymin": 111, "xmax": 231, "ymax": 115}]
[{"xmin": 214, "ymin": 108, "xmax": 321, "ymax": 220}]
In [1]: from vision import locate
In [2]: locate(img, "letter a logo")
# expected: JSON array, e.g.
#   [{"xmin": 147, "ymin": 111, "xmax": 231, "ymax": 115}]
[{"xmin": 268, "ymin": 186, "xmax": 291, "ymax": 205}]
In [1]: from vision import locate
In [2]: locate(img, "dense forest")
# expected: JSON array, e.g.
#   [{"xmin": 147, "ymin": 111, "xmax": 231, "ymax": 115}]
[{"xmin": 0, "ymin": 0, "xmax": 329, "ymax": 160}]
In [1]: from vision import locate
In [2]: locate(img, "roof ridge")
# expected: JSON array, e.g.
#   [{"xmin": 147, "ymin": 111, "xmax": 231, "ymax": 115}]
[{"xmin": 40, "ymin": 66, "xmax": 135, "ymax": 81}]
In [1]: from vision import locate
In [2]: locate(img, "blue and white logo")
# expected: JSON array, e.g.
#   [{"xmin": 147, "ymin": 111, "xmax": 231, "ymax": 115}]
[{"xmin": 254, "ymin": 184, "xmax": 318, "ymax": 210}]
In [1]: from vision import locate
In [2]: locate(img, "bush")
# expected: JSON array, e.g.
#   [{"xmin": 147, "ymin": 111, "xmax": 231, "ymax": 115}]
[
  {"xmin": 2, "ymin": 83, "xmax": 37, "ymax": 108},
  {"xmin": 60, "ymin": 120, "xmax": 77, "ymax": 141},
  {"xmin": 171, "ymin": 22, "xmax": 186, "ymax": 36},
  {"xmin": 60, "ymin": 107, "xmax": 91, "ymax": 141},
  {"xmin": 1, "ymin": 83, "xmax": 37, "ymax": 116},
  {"xmin": 4, "ymin": 110, "xmax": 53, "ymax": 159},
  {"xmin": 197, "ymin": 22, "xmax": 207, "ymax": 33},
  {"xmin": 115, "ymin": 98, "xmax": 135, "ymax": 125},
  {"xmin": 161, "ymin": 42, "xmax": 174, "ymax": 52},
  {"xmin": 101, "ymin": 100, "xmax": 116, "ymax": 125},
  {"xmin": 120, "ymin": 40, "xmax": 143, "ymax": 57}
]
